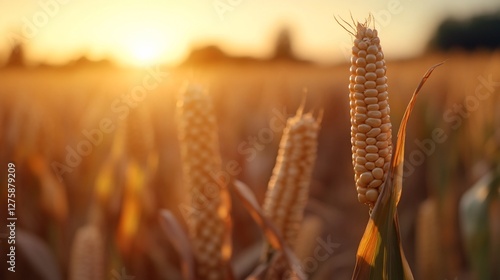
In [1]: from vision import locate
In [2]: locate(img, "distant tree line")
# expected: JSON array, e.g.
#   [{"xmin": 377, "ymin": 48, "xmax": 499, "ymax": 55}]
[
  {"xmin": 428, "ymin": 10, "xmax": 500, "ymax": 51},
  {"xmin": 182, "ymin": 27, "xmax": 311, "ymax": 65},
  {"xmin": 4, "ymin": 42, "xmax": 25, "ymax": 67},
  {"xmin": 2, "ymin": 41, "xmax": 114, "ymax": 68}
]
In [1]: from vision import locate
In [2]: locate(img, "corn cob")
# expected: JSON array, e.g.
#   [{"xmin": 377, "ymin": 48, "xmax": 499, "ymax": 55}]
[
  {"xmin": 349, "ymin": 22, "xmax": 393, "ymax": 207},
  {"xmin": 261, "ymin": 109, "xmax": 320, "ymax": 279},
  {"xmin": 177, "ymin": 84, "xmax": 228, "ymax": 280},
  {"xmin": 263, "ymin": 110, "xmax": 320, "ymax": 247},
  {"xmin": 69, "ymin": 225, "xmax": 104, "ymax": 280}
]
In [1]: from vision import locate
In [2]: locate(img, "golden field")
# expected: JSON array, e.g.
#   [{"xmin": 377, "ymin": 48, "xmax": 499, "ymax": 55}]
[{"xmin": 0, "ymin": 51, "xmax": 499, "ymax": 279}]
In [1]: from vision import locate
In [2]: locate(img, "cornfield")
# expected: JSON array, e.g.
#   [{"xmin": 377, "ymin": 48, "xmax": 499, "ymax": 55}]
[{"xmin": 0, "ymin": 17, "xmax": 499, "ymax": 280}]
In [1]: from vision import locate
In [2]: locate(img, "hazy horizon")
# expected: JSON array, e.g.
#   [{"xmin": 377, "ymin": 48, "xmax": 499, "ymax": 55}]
[{"xmin": 1, "ymin": 0, "xmax": 499, "ymax": 67}]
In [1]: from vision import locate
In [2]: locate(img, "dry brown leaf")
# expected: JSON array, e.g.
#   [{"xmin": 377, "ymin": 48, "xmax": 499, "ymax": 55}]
[
  {"xmin": 159, "ymin": 210, "xmax": 196, "ymax": 280},
  {"xmin": 232, "ymin": 180, "xmax": 307, "ymax": 280}
]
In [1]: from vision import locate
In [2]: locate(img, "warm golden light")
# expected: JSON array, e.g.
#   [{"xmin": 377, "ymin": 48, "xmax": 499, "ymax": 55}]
[
  {"xmin": 127, "ymin": 40, "xmax": 163, "ymax": 66},
  {"xmin": 120, "ymin": 28, "xmax": 169, "ymax": 66}
]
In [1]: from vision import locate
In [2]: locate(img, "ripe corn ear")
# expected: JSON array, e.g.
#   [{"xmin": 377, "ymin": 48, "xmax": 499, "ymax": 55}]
[
  {"xmin": 263, "ymin": 110, "xmax": 320, "ymax": 245},
  {"xmin": 177, "ymin": 84, "xmax": 229, "ymax": 280},
  {"xmin": 262, "ymin": 110, "xmax": 320, "ymax": 277},
  {"xmin": 69, "ymin": 225, "xmax": 104, "ymax": 280},
  {"xmin": 349, "ymin": 22, "xmax": 393, "ymax": 207}
]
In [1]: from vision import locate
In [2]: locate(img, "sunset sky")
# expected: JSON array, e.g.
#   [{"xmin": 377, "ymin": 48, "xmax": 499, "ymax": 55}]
[{"xmin": 0, "ymin": 0, "xmax": 499, "ymax": 66}]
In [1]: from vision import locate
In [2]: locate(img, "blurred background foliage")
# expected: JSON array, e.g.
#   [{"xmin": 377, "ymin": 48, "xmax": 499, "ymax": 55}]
[{"xmin": 0, "ymin": 6, "xmax": 499, "ymax": 280}]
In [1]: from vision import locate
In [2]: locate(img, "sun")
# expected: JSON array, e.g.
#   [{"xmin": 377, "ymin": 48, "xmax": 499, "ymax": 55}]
[
  {"xmin": 121, "ymin": 30, "xmax": 168, "ymax": 67},
  {"xmin": 107, "ymin": 19, "xmax": 186, "ymax": 67},
  {"xmin": 125, "ymin": 39, "xmax": 165, "ymax": 66},
  {"xmin": 128, "ymin": 41, "xmax": 163, "ymax": 66}
]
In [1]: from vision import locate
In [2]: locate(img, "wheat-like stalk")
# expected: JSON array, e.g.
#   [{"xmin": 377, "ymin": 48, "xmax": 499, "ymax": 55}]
[
  {"xmin": 263, "ymin": 110, "xmax": 320, "ymax": 245},
  {"xmin": 262, "ymin": 109, "xmax": 320, "ymax": 277},
  {"xmin": 176, "ymin": 83, "xmax": 229, "ymax": 280},
  {"xmin": 68, "ymin": 225, "xmax": 104, "ymax": 280},
  {"xmin": 348, "ymin": 20, "xmax": 393, "ymax": 207}
]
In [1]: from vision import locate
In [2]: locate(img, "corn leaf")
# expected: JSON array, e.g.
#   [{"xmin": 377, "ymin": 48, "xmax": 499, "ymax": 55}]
[
  {"xmin": 460, "ymin": 170, "xmax": 500, "ymax": 279},
  {"xmin": 352, "ymin": 62, "xmax": 444, "ymax": 280},
  {"xmin": 246, "ymin": 251, "xmax": 284, "ymax": 280},
  {"xmin": 232, "ymin": 240, "xmax": 263, "ymax": 279},
  {"xmin": 159, "ymin": 210, "xmax": 196, "ymax": 280},
  {"xmin": 28, "ymin": 154, "xmax": 68, "ymax": 223},
  {"xmin": 17, "ymin": 229, "xmax": 62, "ymax": 280},
  {"xmin": 232, "ymin": 180, "xmax": 307, "ymax": 280}
]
